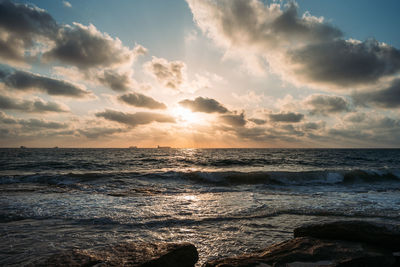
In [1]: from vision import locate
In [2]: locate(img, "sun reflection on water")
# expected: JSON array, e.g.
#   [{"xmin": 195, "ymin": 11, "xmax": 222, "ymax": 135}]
[{"xmin": 179, "ymin": 195, "xmax": 198, "ymax": 201}]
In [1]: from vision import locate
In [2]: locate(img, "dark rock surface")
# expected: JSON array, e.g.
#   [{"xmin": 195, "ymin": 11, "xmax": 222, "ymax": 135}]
[
  {"xmin": 203, "ymin": 237, "xmax": 395, "ymax": 267},
  {"xmin": 32, "ymin": 242, "xmax": 198, "ymax": 267},
  {"xmin": 294, "ymin": 220, "xmax": 400, "ymax": 251},
  {"xmin": 204, "ymin": 221, "xmax": 400, "ymax": 267}
]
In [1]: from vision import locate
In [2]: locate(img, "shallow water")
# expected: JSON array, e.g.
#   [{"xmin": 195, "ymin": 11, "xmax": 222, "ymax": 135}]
[{"xmin": 1, "ymin": 148, "xmax": 400, "ymax": 265}]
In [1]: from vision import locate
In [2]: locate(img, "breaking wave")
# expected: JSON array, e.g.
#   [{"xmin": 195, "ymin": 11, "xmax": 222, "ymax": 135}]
[{"xmin": 1, "ymin": 169, "xmax": 399, "ymax": 187}]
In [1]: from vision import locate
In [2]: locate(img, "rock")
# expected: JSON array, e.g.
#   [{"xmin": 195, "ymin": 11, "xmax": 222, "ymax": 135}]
[
  {"xmin": 203, "ymin": 237, "xmax": 396, "ymax": 267},
  {"xmin": 294, "ymin": 220, "xmax": 400, "ymax": 251},
  {"xmin": 33, "ymin": 242, "xmax": 198, "ymax": 267}
]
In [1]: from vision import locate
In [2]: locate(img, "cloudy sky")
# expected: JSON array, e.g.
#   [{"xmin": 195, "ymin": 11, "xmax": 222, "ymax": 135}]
[{"xmin": 0, "ymin": 0, "xmax": 400, "ymax": 148}]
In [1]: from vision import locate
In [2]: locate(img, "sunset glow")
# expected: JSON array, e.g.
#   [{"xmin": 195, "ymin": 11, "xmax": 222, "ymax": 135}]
[
  {"xmin": 172, "ymin": 107, "xmax": 204, "ymax": 126},
  {"xmin": 0, "ymin": 0, "xmax": 399, "ymax": 148}
]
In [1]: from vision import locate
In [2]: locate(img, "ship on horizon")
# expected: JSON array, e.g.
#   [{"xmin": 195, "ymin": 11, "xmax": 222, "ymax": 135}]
[{"xmin": 157, "ymin": 145, "xmax": 171, "ymax": 149}]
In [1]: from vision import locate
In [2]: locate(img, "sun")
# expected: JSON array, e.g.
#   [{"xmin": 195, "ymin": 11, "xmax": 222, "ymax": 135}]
[{"xmin": 171, "ymin": 107, "xmax": 203, "ymax": 125}]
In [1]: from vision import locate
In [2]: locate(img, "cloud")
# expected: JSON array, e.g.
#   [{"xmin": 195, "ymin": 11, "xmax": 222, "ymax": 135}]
[
  {"xmin": 62, "ymin": 1, "xmax": 72, "ymax": 8},
  {"xmin": 304, "ymin": 94, "xmax": 351, "ymax": 115},
  {"xmin": 43, "ymin": 22, "xmax": 134, "ymax": 69},
  {"xmin": 187, "ymin": 0, "xmax": 400, "ymax": 90},
  {"xmin": 352, "ymin": 79, "xmax": 400, "ymax": 108},
  {"xmin": 0, "ymin": 111, "xmax": 73, "ymax": 141},
  {"xmin": 301, "ymin": 121, "xmax": 326, "ymax": 131},
  {"xmin": 248, "ymin": 118, "xmax": 267, "ymax": 125},
  {"xmin": 97, "ymin": 70, "xmax": 133, "ymax": 92},
  {"xmin": 342, "ymin": 112, "xmax": 400, "ymax": 129},
  {"xmin": 144, "ymin": 57, "xmax": 185, "ymax": 90},
  {"xmin": 289, "ymin": 39, "xmax": 400, "ymax": 88},
  {"xmin": 0, "ymin": 0, "xmax": 145, "ymax": 93},
  {"xmin": 0, "ymin": 111, "xmax": 17, "ymax": 124},
  {"xmin": 133, "ymin": 44, "xmax": 148, "ymax": 56},
  {"xmin": 52, "ymin": 66, "xmax": 136, "ymax": 92},
  {"xmin": 220, "ymin": 112, "xmax": 246, "ymax": 127},
  {"xmin": 0, "ymin": 0, "xmax": 58, "ymax": 65},
  {"xmin": 268, "ymin": 112, "xmax": 304, "ymax": 123},
  {"xmin": 187, "ymin": 0, "xmax": 340, "ymax": 49},
  {"xmin": 0, "ymin": 67, "xmax": 89, "ymax": 97},
  {"xmin": 95, "ymin": 109, "xmax": 175, "ymax": 127},
  {"xmin": 78, "ymin": 127, "xmax": 124, "ymax": 139},
  {"xmin": 19, "ymin": 118, "xmax": 68, "ymax": 129},
  {"xmin": 326, "ymin": 113, "xmax": 400, "ymax": 146},
  {"xmin": 0, "ymin": 95, "xmax": 69, "ymax": 113},
  {"xmin": 118, "ymin": 92, "xmax": 166, "ymax": 109},
  {"xmin": 0, "ymin": 111, "xmax": 68, "ymax": 129},
  {"xmin": 179, "ymin": 96, "xmax": 228, "ymax": 113}
]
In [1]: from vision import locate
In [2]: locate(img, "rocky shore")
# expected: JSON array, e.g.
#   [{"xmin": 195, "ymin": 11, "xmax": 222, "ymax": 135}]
[
  {"xmin": 204, "ymin": 221, "xmax": 400, "ymax": 267},
  {"xmin": 32, "ymin": 242, "xmax": 198, "ymax": 267},
  {"xmin": 30, "ymin": 221, "xmax": 399, "ymax": 267}
]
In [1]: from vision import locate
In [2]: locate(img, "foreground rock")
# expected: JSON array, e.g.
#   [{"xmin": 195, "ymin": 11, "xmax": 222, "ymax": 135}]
[
  {"xmin": 294, "ymin": 220, "xmax": 400, "ymax": 251},
  {"xmin": 204, "ymin": 221, "xmax": 400, "ymax": 267},
  {"xmin": 33, "ymin": 242, "xmax": 198, "ymax": 267},
  {"xmin": 204, "ymin": 237, "xmax": 396, "ymax": 267}
]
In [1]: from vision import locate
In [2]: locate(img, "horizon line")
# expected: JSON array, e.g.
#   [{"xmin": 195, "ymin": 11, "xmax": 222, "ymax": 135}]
[{"xmin": 1, "ymin": 147, "xmax": 399, "ymax": 149}]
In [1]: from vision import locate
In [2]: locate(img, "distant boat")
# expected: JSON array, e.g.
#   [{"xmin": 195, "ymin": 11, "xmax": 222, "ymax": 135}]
[
  {"xmin": 20, "ymin": 146, "xmax": 26, "ymax": 149},
  {"xmin": 129, "ymin": 146, "xmax": 138, "ymax": 149},
  {"xmin": 53, "ymin": 146, "xmax": 59, "ymax": 149},
  {"xmin": 157, "ymin": 145, "xmax": 171, "ymax": 149}
]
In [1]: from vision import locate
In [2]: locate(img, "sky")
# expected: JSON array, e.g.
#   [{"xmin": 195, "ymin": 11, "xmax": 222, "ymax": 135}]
[{"xmin": 0, "ymin": 0, "xmax": 400, "ymax": 148}]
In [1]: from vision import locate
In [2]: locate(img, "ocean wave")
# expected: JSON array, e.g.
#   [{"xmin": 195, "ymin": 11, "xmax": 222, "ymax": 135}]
[
  {"xmin": 1, "ymin": 169, "xmax": 399, "ymax": 187},
  {"xmin": 180, "ymin": 169, "xmax": 400, "ymax": 186},
  {"xmin": 63, "ymin": 209, "xmax": 400, "ymax": 228}
]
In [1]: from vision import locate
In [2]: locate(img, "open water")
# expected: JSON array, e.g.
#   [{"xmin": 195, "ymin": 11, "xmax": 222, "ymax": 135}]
[{"xmin": 1, "ymin": 148, "xmax": 400, "ymax": 265}]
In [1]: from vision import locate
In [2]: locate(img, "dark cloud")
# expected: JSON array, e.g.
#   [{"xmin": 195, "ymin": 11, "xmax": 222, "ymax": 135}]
[
  {"xmin": 326, "ymin": 114, "xmax": 400, "ymax": 146},
  {"xmin": 145, "ymin": 57, "xmax": 185, "ymax": 90},
  {"xmin": 0, "ymin": 127, "xmax": 9, "ymax": 137},
  {"xmin": 220, "ymin": 112, "xmax": 246, "ymax": 127},
  {"xmin": 301, "ymin": 121, "xmax": 325, "ymax": 131},
  {"xmin": 0, "ymin": 111, "xmax": 68, "ymax": 129},
  {"xmin": 98, "ymin": 70, "xmax": 131, "ymax": 91},
  {"xmin": 19, "ymin": 118, "xmax": 68, "ymax": 129},
  {"xmin": 328, "ymin": 128, "xmax": 371, "ymax": 141},
  {"xmin": 0, "ymin": 0, "xmax": 58, "ymax": 64},
  {"xmin": 43, "ymin": 23, "xmax": 134, "ymax": 69},
  {"xmin": 352, "ymin": 79, "xmax": 400, "ymax": 108},
  {"xmin": 187, "ymin": 0, "xmax": 341, "ymax": 50},
  {"xmin": 95, "ymin": 109, "xmax": 175, "ymax": 127},
  {"xmin": 344, "ymin": 112, "xmax": 367, "ymax": 123},
  {"xmin": 305, "ymin": 94, "xmax": 350, "ymax": 115},
  {"xmin": 268, "ymin": 112, "xmax": 304, "ymax": 123},
  {"xmin": 0, "ymin": 95, "xmax": 68, "ymax": 113},
  {"xmin": 249, "ymin": 118, "xmax": 267, "ymax": 125},
  {"xmin": 78, "ymin": 127, "xmax": 124, "ymax": 139},
  {"xmin": 0, "ymin": 68, "xmax": 89, "ymax": 97},
  {"xmin": 233, "ymin": 124, "xmax": 305, "ymax": 143},
  {"xmin": 0, "ymin": 111, "xmax": 17, "ymax": 124},
  {"xmin": 179, "ymin": 96, "xmax": 228, "ymax": 113},
  {"xmin": 271, "ymin": 3, "xmax": 342, "ymax": 44},
  {"xmin": 279, "ymin": 124, "xmax": 304, "ymax": 136},
  {"xmin": 97, "ymin": 70, "xmax": 132, "ymax": 92},
  {"xmin": 290, "ymin": 39, "xmax": 400, "ymax": 87},
  {"xmin": 234, "ymin": 127, "xmax": 269, "ymax": 141},
  {"xmin": 0, "ymin": 1, "xmax": 136, "ymax": 70},
  {"xmin": 187, "ymin": 0, "xmax": 400, "ymax": 90},
  {"xmin": 118, "ymin": 92, "xmax": 166, "ymax": 110}
]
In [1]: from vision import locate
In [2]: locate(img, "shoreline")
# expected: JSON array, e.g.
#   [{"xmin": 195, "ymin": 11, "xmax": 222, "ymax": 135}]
[{"xmin": 4, "ymin": 220, "xmax": 398, "ymax": 266}]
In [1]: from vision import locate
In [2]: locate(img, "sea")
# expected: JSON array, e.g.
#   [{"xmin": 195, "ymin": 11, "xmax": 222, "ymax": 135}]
[{"xmin": 1, "ymin": 148, "xmax": 400, "ymax": 265}]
